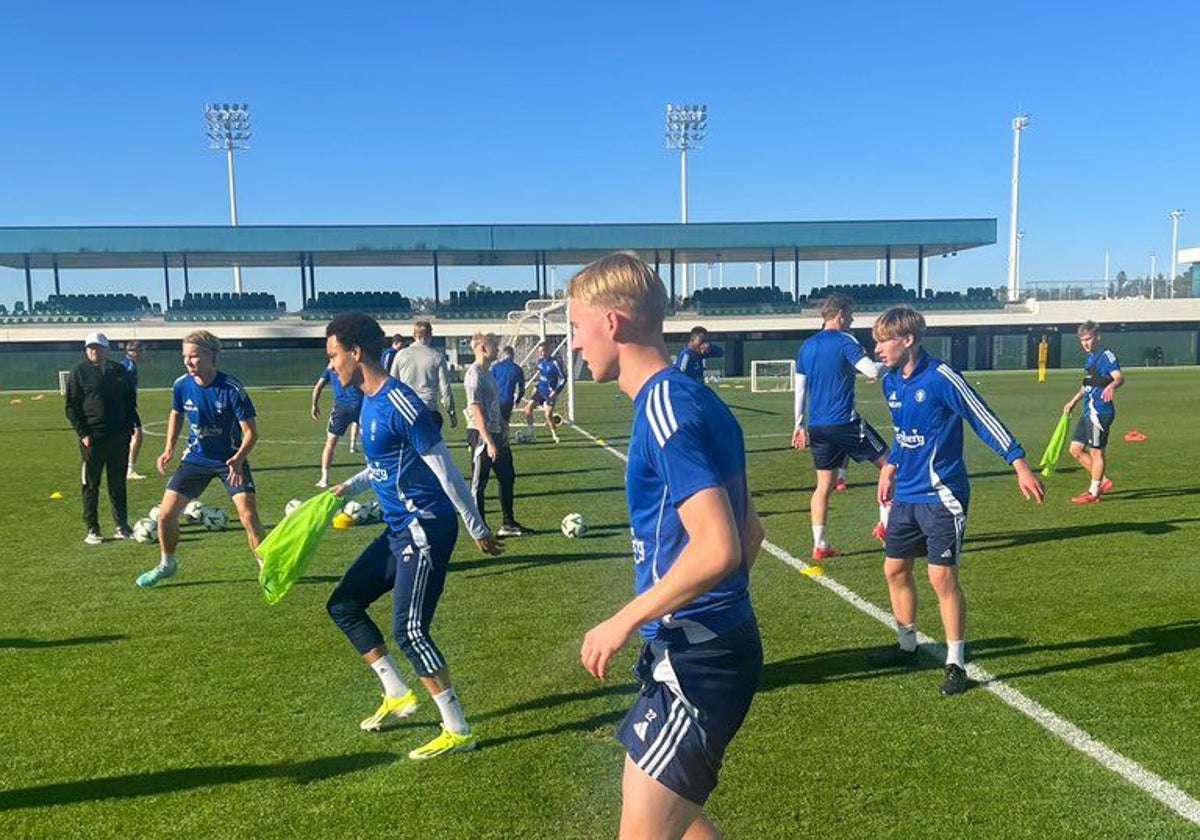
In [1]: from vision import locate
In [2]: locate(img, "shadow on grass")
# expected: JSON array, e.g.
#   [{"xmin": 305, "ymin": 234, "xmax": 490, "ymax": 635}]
[
  {"xmin": 0, "ymin": 752, "xmax": 397, "ymax": 810},
  {"xmin": 474, "ymin": 682, "xmax": 636, "ymax": 749},
  {"xmin": 978, "ymin": 621, "xmax": 1200, "ymax": 682},
  {"xmin": 252, "ymin": 463, "xmax": 325, "ymax": 474},
  {"xmin": 1104, "ymin": 485, "xmax": 1200, "ymax": 502},
  {"xmin": 970, "ymin": 517, "xmax": 1200, "ymax": 550},
  {"xmin": 518, "ymin": 484, "xmax": 625, "ymax": 499},
  {"xmin": 520, "ymin": 467, "xmax": 612, "ymax": 479},
  {"xmin": 0, "ymin": 634, "xmax": 126, "ymax": 650},
  {"xmin": 455, "ymin": 549, "xmax": 629, "ymax": 578}
]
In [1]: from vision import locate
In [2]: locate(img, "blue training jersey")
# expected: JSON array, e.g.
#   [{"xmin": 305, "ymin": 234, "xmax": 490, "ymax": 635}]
[
  {"xmin": 1082, "ymin": 348, "xmax": 1120, "ymax": 417},
  {"xmin": 676, "ymin": 343, "xmax": 724, "ymax": 383},
  {"xmin": 796, "ymin": 330, "xmax": 870, "ymax": 426},
  {"xmin": 121, "ymin": 358, "xmax": 139, "ymax": 394},
  {"xmin": 358, "ymin": 378, "xmax": 455, "ymax": 532},
  {"xmin": 882, "ymin": 352, "xmax": 1025, "ymax": 512},
  {"xmin": 319, "ymin": 367, "xmax": 364, "ymax": 409},
  {"xmin": 535, "ymin": 358, "xmax": 566, "ymax": 397},
  {"xmin": 173, "ymin": 371, "xmax": 257, "ymax": 469},
  {"xmin": 491, "ymin": 358, "xmax": 526, "ymax": 408},
  {"xmin": 627, "ymin": 366, "xmax": 754, "ymax": 644}
]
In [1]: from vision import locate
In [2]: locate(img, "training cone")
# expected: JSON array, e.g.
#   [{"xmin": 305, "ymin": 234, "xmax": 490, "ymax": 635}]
[
  {"xmin": 9, "ymin": 398, "xmax": 23, "ymax": 405},
  {"xmin": 31, "ymin": 394, "xmax": 45, "ymax": 401},
  {"xmin": 597, "ymin": 438, "xmax": 607, "ymax": 446},
  {"xmin": 49, "ymin": 491, "xmax": 64, "ymax": 500},
  {"xmin": 1123, "ymin": 429, "xmax": 1147, "ymax": 442}
]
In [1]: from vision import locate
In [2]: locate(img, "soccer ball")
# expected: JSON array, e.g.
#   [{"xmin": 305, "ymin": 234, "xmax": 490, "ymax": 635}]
[
  {"xmin": 284, "ymin": 498, "xmax": 303, "ymax": 517},
  {"xmin": 202, "ymin": 507, "xmax": 230, "ymax": 531},
  {"xmin": 514, "ymin": 428, "xmax": 535, "ymax": 445},
  {"xmin": 362, "ymin": 500, "xmax": 382, "ymax": 523},
  {"xmin": 561, "ymin": 513, "xmax": 589, "ymax": 538},
  {"xmin": 343, "ymin": 500, "xmax": 366, "ymax": 522},
  {"xmin": 147, "ymin": 504, "xmax": 161, "ymax": 522},
  {"xmin": 132, "ymin": 518, "xmax": 158, "ymax": 544},
  {"xmin": 551, "ymin": 413, "xmax": 564, "ymax": 427},
  {"xmin": 183, "ymin": 500, "xmax": 206, "ymax": 523}
]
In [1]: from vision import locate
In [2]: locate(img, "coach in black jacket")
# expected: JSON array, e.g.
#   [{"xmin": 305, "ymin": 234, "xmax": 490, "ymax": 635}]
[{"xmin": 64, "ymin": 332, "xmax": 137, "ymax": 544}]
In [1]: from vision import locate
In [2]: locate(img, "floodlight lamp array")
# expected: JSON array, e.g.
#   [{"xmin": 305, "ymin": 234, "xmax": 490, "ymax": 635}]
[
  {"xmin": 205, "ymin": 103, "xmax": 252, "ymax": 150},
  {"xmin": 665, "ymin": 103, "xmax": 708, "ymax": 150}
]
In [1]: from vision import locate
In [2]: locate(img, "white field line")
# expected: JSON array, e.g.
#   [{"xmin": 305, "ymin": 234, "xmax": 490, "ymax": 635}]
[{"xmin": 568, "ymin": 421, "xmax": 1200, "ymax": 827}]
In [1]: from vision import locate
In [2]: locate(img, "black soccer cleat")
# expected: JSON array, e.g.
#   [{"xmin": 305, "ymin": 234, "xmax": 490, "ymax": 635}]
[
  {"xmin": 940, "ymin": 664, "xmax": 968, "ymax": 696},
  {"xmin": 867, "ymin": 645, "xmax": 920, "ymax": 668}
]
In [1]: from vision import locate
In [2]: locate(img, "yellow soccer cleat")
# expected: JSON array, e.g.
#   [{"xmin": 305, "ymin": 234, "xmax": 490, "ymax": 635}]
[
  {"xmin": 408, "ymin": 726, "xmax": 477, "ymax": 760},
  {"xmin": 359, "ymin": 691, "xmax": 419, "ymax": 732}
]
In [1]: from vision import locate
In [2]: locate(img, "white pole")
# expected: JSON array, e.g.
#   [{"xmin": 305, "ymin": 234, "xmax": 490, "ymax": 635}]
[
  {"xmin": 680, "ymin": 147, "xmax": 689, "ymax": 301},
  {"xmin": 1150, "ymin": 253, "xmax": 1157, "ymax": 299},
  {"xmin": 1015, "ymin": 232, "xmax": 1023, "ymax": 293},
  {"xmin": 1104, "ymin": 250, "xmax": 1110, "ymax": 281},
  {"xmin": 565, "ymin": 299, "xmax": 575, "ymax": 423},
  {"xmin": 824, "ymin": 260, "xmax": 830, "ymax": 285},
  {"xmin": 755, "ymin": 262, "xmax": 762, "ymax": 286},
  {"xmin": 1170, "ymin": 210, "xmax": 1184, "ymax": 298},
  {"xmin": 924, "ymin": 256, "xmax": 932, "ymax": 292},
  {"xmin": 226, "ymin": 144, "xmax": 243, "ymax": 294},
  {"xmin": 719, "ymin": 262, "xmax": 724, "ymax": 287},
  {"xmin": 876, "ymin": 258, "xmax": 883, "ymax": 286},
  {"xmin": 1007, "ymin": 116, "xmax": 1029, "ymax": 302}
]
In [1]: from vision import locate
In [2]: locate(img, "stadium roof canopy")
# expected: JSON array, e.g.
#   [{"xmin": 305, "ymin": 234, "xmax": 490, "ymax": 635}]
[{"xmin": 0, "ymin": 219, "xmax": 994, "ymax": 271}]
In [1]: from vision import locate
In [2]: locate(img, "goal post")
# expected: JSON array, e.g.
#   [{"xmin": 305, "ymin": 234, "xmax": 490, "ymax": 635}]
[
  {"xmin": 750, "ymin": 359, "xmax": 796, "ymax": 393},
  {"xmin": 502, "ymin": 298, "xmax": 575, "ymax": 423}
]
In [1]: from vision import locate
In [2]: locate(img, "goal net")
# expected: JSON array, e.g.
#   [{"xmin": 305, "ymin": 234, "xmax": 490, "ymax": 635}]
[
  {"xmin": 502, "ymin": 298, "xmax": 575, "ymax": 424},
  {"xmin": 751, "ymin": 360, "xmax": 796, "ymax": 393}
]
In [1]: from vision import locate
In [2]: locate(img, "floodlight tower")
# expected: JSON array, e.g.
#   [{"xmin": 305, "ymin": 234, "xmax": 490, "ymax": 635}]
[
  {"xmin": 1170, "ymin": 209, "xmax": 1185, "ymax": 298},
  {"xmin": 205, "ymin": 103, "xmax": 251, "ymax": 294},
  {"xmin": 666, "ymin": 103, "xmax": 707, "ymax": 300},
  {"xmin": 1007, "ymin": 114, "xmax": 1030, "ymax": 302}
]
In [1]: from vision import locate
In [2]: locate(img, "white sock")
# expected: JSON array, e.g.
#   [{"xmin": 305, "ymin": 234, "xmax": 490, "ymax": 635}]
[
  {"xmin": 160, "ymin": 552, "xmax": 176, "ymax": 568},
  {"xmin": 837, "ymin": 467, "xmax": 848, "ymax": 482},
  {"xmin": 1089, "ymin": 479, "xmax": 1101, "ymax": 496},
  {"xmin": 946, "ymin": 640, "xmax": 966, "ymax": 667},
  {"xmin": 432, "ymin": 687, "xmax": 470, "ymax": 735},
  {"xmin": 369, "ymin": 655, "xmax": 410, "ymax": 698},
  {"xmin": 879, "ymin": 504, "xmax": 891, "ymax": 526},
  {"xmin": 812, "ymin": 524, "xmax": 827, "ymax": 549},
  {"xmin": 897, "ymin": 622, "xmax": 918, "ymax": 652}
]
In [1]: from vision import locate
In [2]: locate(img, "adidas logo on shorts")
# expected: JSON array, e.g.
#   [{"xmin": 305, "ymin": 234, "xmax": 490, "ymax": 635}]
[{"xmin": 633, "ymin": 721, "xmax": 649, "ymax": 741}]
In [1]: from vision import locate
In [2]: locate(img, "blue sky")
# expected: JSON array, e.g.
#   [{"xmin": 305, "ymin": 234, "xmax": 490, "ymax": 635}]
[{"xmin": 4, "ymin": 1, "xmax": 1197, "ymax": 305}]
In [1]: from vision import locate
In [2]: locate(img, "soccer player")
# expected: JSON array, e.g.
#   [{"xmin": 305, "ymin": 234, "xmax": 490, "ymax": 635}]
[
  {"xmin": 122, "ymin": 340, "xmax": 147, "ymax": 480},
  {"xmin": 380, "ymin": 333, "xmax": 405, "ymax": 373},
  {"xmin": 311, "ymin": 364, "xmax": 362, "ymax": 488},
  {"xmin": 1063, "ymin": 320, "xmax": 1123, "ymax": 504},
  {"xmin": 464, "ymin": 333, "xmax": 527, "ymax": 536},
  {"xmin": 322, "ymin": 313, "xmax": 502, "ymax": 760},
  {"xmin": 490, "ymin": 344, "xmax": 526, "ymax": 427},
  {"xmin": 64, "ymin": 332, "xmax": 137, "ymax": 544},
  {"xmin": 522, "ymin": 342, "xmax": 567, "ymax": 443},
  {"xmin": 136, "ymin": 331, "xmax": 266, "ymax": 588},
  {"xmin": 390, "ymin": 320, "xmax": 456, "ymax": 431},
  {"xmin": 871, "ymin": 307, "xmax": 1044, "ymax": 696},
  {"xmin": 675, "ymin": 325, "xmax": 724, "ymax": 384},
  {"xmin": 792, "ymin": 293, "xmax": 891, "ymax": 560},
  {"xmin": 570, "ymin": 252, "xmax": 763, "ymax": 840}
]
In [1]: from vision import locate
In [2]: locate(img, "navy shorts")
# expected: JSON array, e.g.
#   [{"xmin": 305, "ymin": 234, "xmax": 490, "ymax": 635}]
[
  {"xmin": 885, "ymin": 501, "xmax": 966, "ymax": 567},
  {"xmin": 326, "ymin": 516, "xmax": 458, "ymax": 677},
  {"xmin": 529, "ymin": 390, "xmax": 556, "ymax": 409},
  {"xmin": 1071, "ymin": 411, "xmax": 1113, "ymax": 450},
  {"xmin": 167, "ymin": 460, "xmax": 256, "ymax": 499},
  {"xmin": 617, "ymin": 618, "xmax": 762, "ymax": 806},
  {"xmin": 327, "ymin": 403, "xmax": 360, "ymax": 437},
  {"xmin": 809, "ymin": 418, "xmax": 889, "ymax": 471}
]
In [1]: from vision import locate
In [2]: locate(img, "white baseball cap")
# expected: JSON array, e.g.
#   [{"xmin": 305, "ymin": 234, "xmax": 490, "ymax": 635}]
[{"xmin": 83, "ymin": 332, "xmax": 110, "ymax": 348}]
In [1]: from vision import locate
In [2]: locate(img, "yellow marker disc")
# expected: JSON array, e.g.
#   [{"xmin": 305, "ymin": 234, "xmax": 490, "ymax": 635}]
[
  {"xmin": 31, "ymin": 394, "xmax": 45, "ymax": 401},
  {"xmin": 50, "ymin": 491, "xmax": 64, "ymax": 500},
  {"xmin": 9, "ymin": 399, "xmax": 23, "ymax": 405},
  {"xmin": 331, "ymin": 513, "xmax": 355, "ymax": 530},
  {"xmin": 597, "ymin": 439, "xmax": 607, "ymax": 446},
  {"xmin": 801, "ymin": 566, "xmax": 824, "ymax": 578}
]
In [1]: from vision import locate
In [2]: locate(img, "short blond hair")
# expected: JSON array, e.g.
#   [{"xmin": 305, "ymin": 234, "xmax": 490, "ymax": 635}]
[
  {"xmin": 872, "ymin": 307, "xmax": 926, "ymax": 343},
  {"xmin": 1077, "ymin": 320, "xmax": 1100, "ymax": 338},
  {"xmin": 472, "ymin": 331, "xmax": 498, "ymax": 351},
  {"xmin": 182, "ymin": 330, "xmax": 221, "ymax": 358},
  {"xmin": 567, "ymin": 251, "xmax": 667, "ymax": 334}
]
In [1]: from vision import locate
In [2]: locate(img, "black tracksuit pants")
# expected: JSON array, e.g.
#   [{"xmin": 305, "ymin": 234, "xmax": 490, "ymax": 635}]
[
  {"xmin": 80, "ymin": 434, "xmax": 132, "ymax": 533},
  {"xmin": 466, "ymin": 429, "xmax": 516, "ymax": 527}
]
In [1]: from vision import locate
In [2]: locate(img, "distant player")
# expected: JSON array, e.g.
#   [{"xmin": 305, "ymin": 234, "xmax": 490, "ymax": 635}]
[
  {"xmin": 323, "ymin": 313, "xmax": 502, "ymax": 760},
  {"xmin": 122, "ymin": 340, "xmax": 147, "ymax": 480},
  {"xmin": 490, "ymin": 345, "xmax": 526, "ymax": 426},
  {"xmin": 380, "ymin": 334, "xmax": 405, "ymax": 373},
  {"xmin": 871, "ymin": 307, "xmax": 1043, "ymax": 696},
  {"xmin": 792, "ymin": 294, "xmax": 890, "ymax": 560},
  {"xmin": 311, "ymin": 364, "xmax": 362, "ymax": 489},
  {"xmin": 136, "ymin": 331, "xmax": 266, "ymax": 588},
  {"xmin": 464, "ymin": 333, "xmax": 527, "ymax": 536},
  {"xmin": 390, "ymin": 320, "xmax": 456, "ymax": 431},
  {"xmin": 1063, "ymin": 320, "xmax": 1123, "ymax": 504},
  {"xmin": 676, "ymin": 325, "xmax": 724, "ymax": 384},
  {"xmin": 522, "ymin": 342, "xmax": 566, "ymax": 443},
  {"xmin": 570, "ymin": 252, "xmax": 763, "ymax": 840}
]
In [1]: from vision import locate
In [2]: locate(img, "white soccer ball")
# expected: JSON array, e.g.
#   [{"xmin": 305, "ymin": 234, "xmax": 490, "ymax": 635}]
[
  {"xmin": 147, "ymin": 504, "xmax": 161, "ymax": 522},
  {"xmin": 183, "ymin": 500, "xmax": 206, "ymax": 523},
  {"xmin": 362, "ymin": 500, "xmax": 382, "ymax": 523},
  {"xmin": 202, "ymin": 507, "xmax": 230, "ymax": 531},
  {"xmin": 343, "ymin": 500, "xmax": 366, "ymax": 523},
  {"xmin": 284, "ymin": 498, "xmax": 303, "ymax": 517},
  {"xmin": 561, "ymin": 513, "xmax": 589, "ymax": 538},
  {"xmin": 514, "ymin": 428, "xmax": 535, "ymax": 445},
  {"xmin": 132, "ymin": 518, "xmax": 158, "ymax": 544}
]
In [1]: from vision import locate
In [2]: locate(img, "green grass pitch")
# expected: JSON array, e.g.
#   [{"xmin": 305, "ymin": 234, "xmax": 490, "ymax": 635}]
[{"xmin": 2, "ymin": 367, "xmax": 1198, "ymax": 838}]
